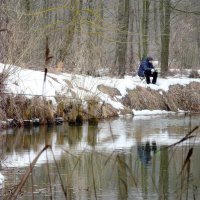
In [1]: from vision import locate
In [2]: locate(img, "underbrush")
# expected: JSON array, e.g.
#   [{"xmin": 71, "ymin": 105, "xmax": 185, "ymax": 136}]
[
  {"xmin": 0, "ymin": 95, "xmax": 117, "ymax": 128},
  {"xmin": 189, "ymin": 70, "xmax": 200, "ymax": 78},
  {"xmin": 125, "ymin": 82, "xmax": 200, "ymax": 113}
]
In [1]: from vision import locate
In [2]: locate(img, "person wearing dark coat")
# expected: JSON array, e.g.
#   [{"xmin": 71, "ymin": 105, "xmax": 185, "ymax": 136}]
[{"xmin": 138, "ymin": 57, "xmax": 158, "ymax": 84}]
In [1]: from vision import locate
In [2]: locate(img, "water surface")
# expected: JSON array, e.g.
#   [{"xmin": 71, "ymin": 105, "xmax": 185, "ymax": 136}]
[{"xmin": 0, "ymin": 114, "xmax": 200, "ymax": 199}]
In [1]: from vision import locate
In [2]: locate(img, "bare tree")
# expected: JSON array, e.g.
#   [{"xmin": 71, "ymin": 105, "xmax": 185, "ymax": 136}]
[
  {"xmin": 153, "ymin": 0, "xmax": 160, "ymax": 56},
  {"xmin": 114, "ymin": 0, "xmax": 129, "ymax": 76},
  {"xmin": 0, "ymin": 0, "xmax": 199, "ymax": 75},
  {"xmin": 160, "ymin": 0, "xmax": 171, "ymax": 75},
  {"xmin": 126, "ymin": 0, "xmax": 134, "ymax": 72},
  {"xmin": 142, "ymin": 0, "xmax": 150, "ymax": 58},
  {"xmin": 60, "ymin": 0, "xmax": 78, "ymax": 63},
  {"xmin": 134, "ymin": 0, "xmax": 142, "ymax": 61}
]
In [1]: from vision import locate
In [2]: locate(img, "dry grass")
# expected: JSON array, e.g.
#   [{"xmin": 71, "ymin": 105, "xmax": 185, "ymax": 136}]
[
  {"xmin": 125, "ymin": 82, "xmax": 200, "ymax": 113},
  {"xmin": 0, "ymin": 96, "xmax": 54, "ymax": 125},
  {"xmin": 0, "ymin": 93, "xmax": 119, "ymax": 127},
  {"xmin": 125, "ymin": 86, "xmax": 166, "ymax": 110},
  {"xmin": 1, "ymin": 82, "xmax": 200, "ymax": 127}
]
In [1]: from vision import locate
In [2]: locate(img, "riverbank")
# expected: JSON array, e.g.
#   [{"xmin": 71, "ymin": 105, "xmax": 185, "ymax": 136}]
[{"xmin": 0, "ymin": 63, "xmax": 200, "ymax": 127}]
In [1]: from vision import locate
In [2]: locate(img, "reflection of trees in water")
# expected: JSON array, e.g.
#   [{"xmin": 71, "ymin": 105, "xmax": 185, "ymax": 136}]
[
  {"xmin": 2, "ymin": 142, "xmax": 195, "ymax": 200},
  {"xmin": 1, "ymin": 125, "xmax": 98, "ymax": 153},
  {"xmin": 87, "ymin": 126, "xmax": 98, "ymax": 147},
  {"xmin": 1, "ymin": 126, "xmax": 55, "ymax": 154},
  {"xmin": 55, "ymin": 124, "xmax": 68, "ymax": 145},
  {"xmin": 66, "ymin": 126, "xmax": 83, "ymax": 147},
  {"xmin": 1, "ymin": 124, "xmax": 83, "ymax": 154},
  {"xmin": 159, "ymin": 146, "xmax": 169, "ymax": 200},
  {"xmin": 1, "ymin": 124, "xmax": 99, "ymax": 154},
  {"xmin": 117, "ymin": 154, "xmax": 128, "ymax": 200},
  {"xmin": 1, "ymin": 121, "xmax": 198, "ymax": 200}
]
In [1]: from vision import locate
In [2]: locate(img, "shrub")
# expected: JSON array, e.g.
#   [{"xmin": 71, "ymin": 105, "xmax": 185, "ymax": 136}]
[{"xmin": 189, "ymin": 70, "xmax": 200, "ymax": 78}]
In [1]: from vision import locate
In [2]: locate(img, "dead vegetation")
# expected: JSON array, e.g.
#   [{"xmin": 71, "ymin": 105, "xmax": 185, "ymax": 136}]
[
  {"xmin": 124, "ymin": 82, "xmax": 200, "ymax": 113},
  {"xmin": 188, "ymin": 70, "xmax": 200, "ymax": 78},
  {"xmin": 1, "ymin": 78, "xmax": 200, "ymax": 128},
  {"xmin": 0, "ymin": 94, "xmax": 119, "ymax": 128},
  {"xmin": 97, "ymin": 85, "xmax": 121, "ymax": 97},
  {"xmin": 123, "ymin": 87, "xmax": 165, "ymax": 110}
]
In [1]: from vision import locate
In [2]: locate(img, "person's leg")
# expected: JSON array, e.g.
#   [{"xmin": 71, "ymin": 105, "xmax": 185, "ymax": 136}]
[
  {"xmin": 144, "ymin": 71, "xmax": 151, "ymax": 84},
  {"xmin": 152, "ymin": 72, "xmax": 158, "ymax": 84}
]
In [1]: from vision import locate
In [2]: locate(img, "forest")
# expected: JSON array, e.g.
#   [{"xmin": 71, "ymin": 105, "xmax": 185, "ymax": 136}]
[{"xmin": 0, "ymin": 0, "xmax": 199, "ymax": 77}]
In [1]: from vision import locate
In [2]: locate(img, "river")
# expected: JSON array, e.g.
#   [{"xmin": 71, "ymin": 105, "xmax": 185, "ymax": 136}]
[{"xmin": 0, "ymin": 114, "xmax": 200, "ymax": 199}]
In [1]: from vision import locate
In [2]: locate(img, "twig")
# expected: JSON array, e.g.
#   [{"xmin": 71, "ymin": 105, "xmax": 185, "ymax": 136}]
[
  {"xmin": 162, "ymin": 126, "xmax": 199, "ymax": 149},
  {"xmin": 7, "ymin": 145, "xmax": 51, "ymax": 200},
  {"xmin": 50, "ymin": 148, "xmax": 68, "ymax": 199}
]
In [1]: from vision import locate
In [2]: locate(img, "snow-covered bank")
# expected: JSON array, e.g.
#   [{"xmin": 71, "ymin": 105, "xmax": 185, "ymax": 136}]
[{"xmin": 1, "ymin": 63, "xmax": 200, "ymax": 117}]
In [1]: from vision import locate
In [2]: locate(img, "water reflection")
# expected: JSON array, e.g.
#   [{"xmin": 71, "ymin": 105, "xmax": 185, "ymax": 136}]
[
  {"xmin": 0, "ymin": 114, "xmax": 200, "ymax": 199},
  {"xmin": 87, "ymin": 126, "xmax": 98, "ymax": 147},
  {"xmin": 67, "ymin": 126, "xmax": 83, "ymax": 147},
  {"xmin": 117, "ymin": 154, "xmax": 128, "ymax": 200},
  {"xmin": 159, "ymin": 146, "xmax": 169, "ymax": 200},
  {"xmin": 137, "ymin": 141, "xmax": 157, "ymax": 166}
]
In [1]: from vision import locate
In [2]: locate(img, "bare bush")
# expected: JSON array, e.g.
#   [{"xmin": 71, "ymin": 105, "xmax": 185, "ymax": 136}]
[
  {"xmin": 189, "ymin": 70, "xmax": 200, "ymax": 78},
  {"xmin": 126, "ymin": 82, "xmax": 200, "ymax": 113}
]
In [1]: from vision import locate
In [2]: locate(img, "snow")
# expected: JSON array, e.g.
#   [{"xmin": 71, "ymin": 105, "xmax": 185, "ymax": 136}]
[
  {"xmin": 0, "ymin": 173, "xmax": 4, "ymax": 185},
  {"xmin": 133, "ymin": 109, "xmax": 176, "ymax": 116},
  {"xmin": 0, "ymin": 63, "xmax": 200, "ymax": 113}
]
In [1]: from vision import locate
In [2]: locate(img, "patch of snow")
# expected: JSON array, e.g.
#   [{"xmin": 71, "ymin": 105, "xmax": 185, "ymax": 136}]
[
  {"xmin": 133, "ymin": 109, "xmax": 176, "ymax": 116},
  {"xmin": 0, "ymin": 173, "xmax": 5, "ymax": 185}
]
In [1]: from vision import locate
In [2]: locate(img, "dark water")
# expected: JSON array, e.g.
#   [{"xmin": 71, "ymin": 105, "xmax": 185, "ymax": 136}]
[{"xmin": 0, "ymin": 114, "xmax": 200, "ymax": 199}]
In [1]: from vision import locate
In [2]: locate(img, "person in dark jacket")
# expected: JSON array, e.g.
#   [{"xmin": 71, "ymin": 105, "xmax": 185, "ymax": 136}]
[{"xmin": 138, "ymin": 57, "xmax": 158, "ymax": 84}]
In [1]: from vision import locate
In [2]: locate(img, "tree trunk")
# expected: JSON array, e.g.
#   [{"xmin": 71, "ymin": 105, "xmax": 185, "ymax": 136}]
[
  {"xmin": 127, "ymin": 0, "xmax": 134, "ymax": 72},
  {"xmin": 77, "ymin": 0, "xmax": 83, "ymax": 48},
  {"xmin": 61, "ymin": 0, "xmax": 78, "ymax": 62},
  {"xmin": 86, "ymin": 0, "xmax": 94, "ymax": 74},
  {"xmin": 134, "ymin": 0, "xmax": 142, "ymax": 61},
  {"xmin": 96, "ymin": 0, "xmax": 104, "ymax": 68},
  {"xmin": 196, "ymin": 17, "xmax": 200, "ymax": 66},
  {"xmin": 142, "ymin": 0, "xmax": 150, "ymax": 58},
  {"xmin": 153, "ymin": 0, "xmax": 160, "ymax": 56},
  {"xmin": 114, "ymin": 0, "xmax": 129, "ymax": 77},
  {"xmin": 160, "ymin": 0, "xmax": 171, "ymax": 75},
  {"xmin": 0, "ymin": 0, "xmax": 9, "ymax": 63}
]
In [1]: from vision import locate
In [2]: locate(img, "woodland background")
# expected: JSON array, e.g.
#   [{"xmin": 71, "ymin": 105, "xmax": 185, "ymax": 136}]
[{"xmin": 0, "ymin": 0, "xmax": 199, "ymax": 76}]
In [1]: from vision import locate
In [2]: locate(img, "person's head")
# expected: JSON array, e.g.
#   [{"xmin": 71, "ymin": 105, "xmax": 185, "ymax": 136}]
[{"xmin": 147, "ymin": 56, "xmax": 153, "ymax": 63}]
